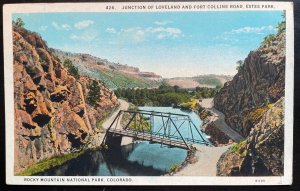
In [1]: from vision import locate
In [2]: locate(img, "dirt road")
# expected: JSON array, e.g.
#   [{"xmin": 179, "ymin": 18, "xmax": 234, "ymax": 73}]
[
  {"xmin": 102, "ymin": 99, "xmax": 129, "ymax": 130},
  {"xmin": 199, "ymin": 98, "xmax": 244, "ymax": 142},
  {"xmin": 174, "ymin": 145, "xmax": 230, "ymax": 176}
]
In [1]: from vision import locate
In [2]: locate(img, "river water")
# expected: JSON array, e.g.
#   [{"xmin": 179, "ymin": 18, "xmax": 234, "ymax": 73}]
[{"xmin": 36, "ymin": 107, "xmax": 208, "ymax": 176}]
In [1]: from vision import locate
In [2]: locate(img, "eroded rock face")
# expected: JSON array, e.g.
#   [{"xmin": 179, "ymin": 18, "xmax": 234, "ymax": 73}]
[
  {"xmin": 217, "ymin": 98, "xmax": 284, "ymax": 176},
  {"xmin": 199, "ymin": 109, "xmax": 231, "ymax": 145},
  {"xmin": 13, "ymin": 26, "xmax": 118, "ymax": 174},
  {"xmin": 214, "ymin": 32, "xmax": 285, "ymax": 137}
]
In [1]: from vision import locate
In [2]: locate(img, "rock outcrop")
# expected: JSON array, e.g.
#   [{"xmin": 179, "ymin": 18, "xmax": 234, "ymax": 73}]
[
  {"xmin": 217, "ymin": 98, "xmax": 284, "ymax": 176},
  {"xmin": 13, "ymin": 25, "xmax": 118, "ymax": 174},
  {"xmin": 214, "ymin": 32, "xmax": 285, "ymax": 137},
  {"xmin": 199, "ymin": 109, "xmax": 231, "ymax": 145},
  {"xmin": 215, "ymin": 26, "xmax": 285, "ymax": 176}
]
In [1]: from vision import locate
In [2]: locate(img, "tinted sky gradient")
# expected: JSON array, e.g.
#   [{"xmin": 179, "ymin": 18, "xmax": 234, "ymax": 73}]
[{"xmin": 13, "ymin": 11, "xmax": 283, "ymax": 77}]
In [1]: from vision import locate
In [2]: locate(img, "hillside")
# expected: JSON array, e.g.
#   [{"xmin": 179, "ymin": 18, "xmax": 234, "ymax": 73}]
[
  {"xmin": 13, "ymin": 25, "xmax": 118, "ymax": 174},
  {"xmin": 51, "ymin": 49, "xmax": 162, "ymax": 89},
  {"xmin": 215, "ymin": 22, "xmax": 285, "ymax": 176},
  {"xmin": 165, "ymin": 74, "xmax": 232, "ymax": 89}
]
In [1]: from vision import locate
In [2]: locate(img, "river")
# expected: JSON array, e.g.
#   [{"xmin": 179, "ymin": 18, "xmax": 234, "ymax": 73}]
[{"xmin": 36, "ymin": 107, "xmax": 208, "ymax": 176}]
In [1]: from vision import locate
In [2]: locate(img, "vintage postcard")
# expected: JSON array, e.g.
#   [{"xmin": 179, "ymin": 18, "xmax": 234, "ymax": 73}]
[{"xmin": 3, "ymin": 1, "xmax": 294, "ymax": 185}]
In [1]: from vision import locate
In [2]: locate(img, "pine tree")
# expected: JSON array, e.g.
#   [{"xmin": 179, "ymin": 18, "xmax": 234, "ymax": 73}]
[{"xmin": 88, "ymin": 80, "xmax": 101, "ymax": 106}]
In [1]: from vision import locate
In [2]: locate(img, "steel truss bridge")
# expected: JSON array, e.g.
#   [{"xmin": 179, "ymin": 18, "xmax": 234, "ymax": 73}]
[{"xmin": 102, "ymin": 109, "xmax": 211, "ymax": 150}]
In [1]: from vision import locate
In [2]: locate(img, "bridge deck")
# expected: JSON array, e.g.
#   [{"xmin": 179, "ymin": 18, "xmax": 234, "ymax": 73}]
[{"xmin": 108, "ymin": 129, "xmax": 207, "ymax": 150}]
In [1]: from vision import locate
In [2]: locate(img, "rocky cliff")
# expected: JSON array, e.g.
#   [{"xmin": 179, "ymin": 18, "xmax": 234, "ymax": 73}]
[
  {"xmin": 214, "ymin": 31, "xmax": 285, "ymax": 137},
  {"xmin": 217, "ymin": 98, "xmax": 284, "ymax": 176},
  {"xmin": 13, "ymin": 25, "xmax": 118, "ymax": 174},
  {"xmin": 215, "ymin": 26, "xmax": 285, "ymax": 176}
]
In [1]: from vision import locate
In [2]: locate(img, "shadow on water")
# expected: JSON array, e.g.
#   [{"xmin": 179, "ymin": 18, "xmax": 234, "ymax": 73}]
[{"xmin": 35, "ymin": 142, "xmax": 186, "ymax": 176}]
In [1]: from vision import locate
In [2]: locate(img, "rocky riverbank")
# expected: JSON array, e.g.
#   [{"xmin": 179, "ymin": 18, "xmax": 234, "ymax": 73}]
[{"xmin": 196, "ymin": 98, "xmax": 243, "ymax": 146}]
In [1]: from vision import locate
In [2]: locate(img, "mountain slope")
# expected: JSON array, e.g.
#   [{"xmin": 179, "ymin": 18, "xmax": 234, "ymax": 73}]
[
  {"xmin": 13, "ymin": 25, "xmax": 118, "ymax": 174},
  {"xmin": 165, "ymin": 74, "xmax": 232, "ymax": 89},
  {"xmin": 51, "ymin": 49, "xmax": 162, "ymax": 89}
]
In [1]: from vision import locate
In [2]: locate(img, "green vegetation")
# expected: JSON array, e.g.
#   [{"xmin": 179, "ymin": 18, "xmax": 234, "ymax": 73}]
[
  {"xmin": 261, "ymin": 34, "xmax": 276, "ymax": 47},
  {"xmin": 277, "ymin": 11, "xmax": 286, "ymax": 33},
  {"xmin": 193, "ymin": 75, "xmax": 223, "ymax": 87},
  {"xmin": 115, "ymin": 85, "xmax": 217, "ymax": 107},
  {"xmin": 261, "ymin": 11, "xmax": 285, "ymax": 47},
  {"xmin": 231, "ymin": 140, "xmax": 246, "ymax": 153},
  {"xmin": 13, "ymin": 18, "xmax": 25, "ymax": 28},
  {"xmin": 63, "ymin": 59, "xmax": 80, "ymax": 79},
  {"xmin": 96, "ymin": 118, "xmax": 106, "ymax": 133},
  {"xmin": 121, "ymin": 104, "xmax": 151, "ymax": 132},
  {"xmin": 170, "ymin": 163, "xmax": 180, "ymax": 172},
  {"xmin": 87, "ymin": 80, "xmax": 101, "ymax": 106},
  {"xmin": 17, "ymin": 150, "xmax": 85, "ymax": 176},
  {"xmin": 194, "ymin": 87, "xmax": 217, "ymax": 99},
  {"xmin": 236, "ymin": 60, "xmax": 244, "ymax": 72},
  {"xmin": 242, "ymin": 104, "xmax": 272, "ymax": 135},
  {"xmin": 180, "ymin": 99, "xmax": 198, "ymax": 110},
  {"xmin": 96, "ymin": 69, "xmax": 153, "ymax": 89}
]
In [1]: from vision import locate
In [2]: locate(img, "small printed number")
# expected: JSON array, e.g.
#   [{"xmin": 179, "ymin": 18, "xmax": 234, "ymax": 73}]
[
  {"xmin": 106, "ymin": 6, "xmax": 115, "ymax": 10},
  {"xmin": 255, "ymin": 179, "xmax": 266, "ymax": 183}
]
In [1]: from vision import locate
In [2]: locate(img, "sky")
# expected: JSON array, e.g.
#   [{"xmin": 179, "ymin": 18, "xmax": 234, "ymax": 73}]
[{"xmin": 13, "ymin": 11, "xmax": 283, "ymax": 78}]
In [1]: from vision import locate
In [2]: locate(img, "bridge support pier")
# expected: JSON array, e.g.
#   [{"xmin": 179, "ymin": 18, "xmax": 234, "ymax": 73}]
[{"xmin": 103, "ymin": 132, "xmax": 123, "ymax": 149}]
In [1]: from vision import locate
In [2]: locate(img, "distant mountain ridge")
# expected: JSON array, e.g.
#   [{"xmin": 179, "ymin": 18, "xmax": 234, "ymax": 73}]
[
  {"xmin": 50, "ymin": 49, "xmax": 162, "ymax": 89},
  {"xmin": 165, "ymin": 74, "xmax": 233, "ymax": 89}
]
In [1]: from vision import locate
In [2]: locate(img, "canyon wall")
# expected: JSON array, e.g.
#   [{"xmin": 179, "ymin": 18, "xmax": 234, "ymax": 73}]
[
  {"xmin": 215, "ymin": 27, "xmax": 285, "ymax": 176},
  {"xmin": 13, "ymin": 26, "xmax": 118, "ymax": 174}
]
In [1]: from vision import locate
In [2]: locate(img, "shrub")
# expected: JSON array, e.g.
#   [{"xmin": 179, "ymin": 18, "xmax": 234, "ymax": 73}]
[
  {"xmin": 243, "ymin": 105, "xmax": 270, "ymax": 132},
  {"xmin": 14, "ymin": 18, "xmax": 25, "ymax": 28},
  {"xmin": 231, "ymin": 140, "xmax": 246, "ymax": 153},
  {"xmin": 261, "ymin": 34, "xmax": 276, "ymax": 47},
  {"xmin": 87, "ymin": 80, "xmax": 101, "ymax": 106},
  {"xmin": 236, "ymin": 60, "xmax": 244, "ymax": 72},
  {"xmin": 63, "ymin": 59, "xmax": 80, "ymax": 79},
  {"xmin": 170, "ymin": 163, "xmax": 179, "ymax": 172}
]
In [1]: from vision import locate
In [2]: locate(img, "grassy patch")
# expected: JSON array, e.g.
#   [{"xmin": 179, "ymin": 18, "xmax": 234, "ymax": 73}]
[
  {"xmin": 17, "ymin": 150, "xmax": 86, "ymax": 176},
  {"xmin": 180, "ymin": 99, "xmax": 198, "ymax": 110},
  {"xmin": 97, "ymin": 70, "xmax": 153, "ymax": 89},
  {"xmin": 243, "ymin": 104, "xmax": 272, "ymax": 134},
  {"xmin": 231, "ymin": 140, "xmax": 246, "ymax": 153},
  {"xmin": 170, "ymin": 163, "xmax": 180, "ymax": 172}
]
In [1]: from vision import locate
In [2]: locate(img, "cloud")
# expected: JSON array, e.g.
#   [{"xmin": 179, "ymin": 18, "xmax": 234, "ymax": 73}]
[
  {"xmin": 215, "ymin": 25, "xmax": 276, "ymax": 44},
  {"xmin": 106, "ymin": 27, "xmax": 117, "ymax": 34},
  {"xmin": 38, "ymin": 26, "xmax": 48, "ymax": 31},
  {"xmin": 148, "ymin": 27, "xmax": 183, "ymax": 39},
  {"xmin": 107, "ymin": 26, "xmax": 184, "ymax": 42},
  {"xmin": 119, "ymin": 27, "xmax": 146, "ymax": 42},
  {"xmin": 154, "ymin": 20, "xmax": 172, "ymax": 26},
  {"xmin": 70, "ymin": 30, "xmax": 98, "ymax": 42},
  {"xmin": 74, "ymin": 20, "xmax": 94, "ymax": 29},
  {"xmin": 52, "ymin": 22, "xmax": 72, "ymax": 30},
  {"xmin": 52, "ymin": 22, "xmax": 61, "ymax": 30},
  {"xmin": 61, "ymin": 24, "xmax": 72, "ymax": 31},
  {"xmin": 226, "ymin": 25, "xmax": 275, "ymax": 35}
]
